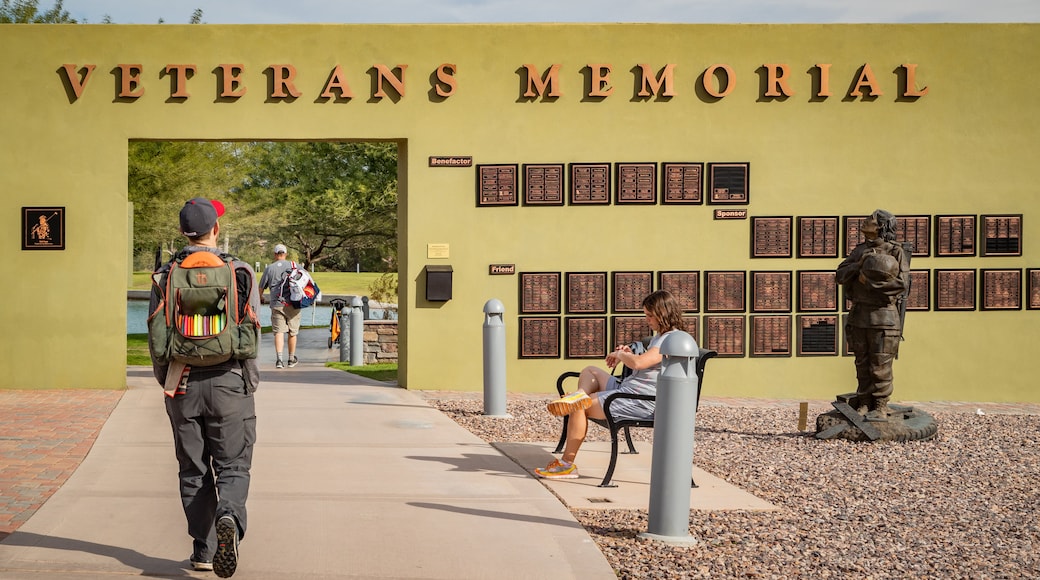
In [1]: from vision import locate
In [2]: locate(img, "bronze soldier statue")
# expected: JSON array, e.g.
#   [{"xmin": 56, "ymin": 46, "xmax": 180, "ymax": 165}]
[{"xmin": 836, "ymin": 209, "xmax": 910, "ymax": 422}]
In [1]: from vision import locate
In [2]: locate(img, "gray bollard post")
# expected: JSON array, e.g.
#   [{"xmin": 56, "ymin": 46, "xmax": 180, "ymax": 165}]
[
  {"xmin": 349, "ymin": 296, "xmax": 364, "ymax": 366},
  {"xmin": 482, "ymin": 299, "xmax": 511, "ymax": 417},
  {"xmin": 639, "ymin": 330, "xmax": 700, "ymax": 545},
  {"xmin": 338, "ymin": 304, "xmax": 350, "ymax": 363},
  {"xmin": 362, "ymin": 295, "xmax": 371, "ymax": 320}
]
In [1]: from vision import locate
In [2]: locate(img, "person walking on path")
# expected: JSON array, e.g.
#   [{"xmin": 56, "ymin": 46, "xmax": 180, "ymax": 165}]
[
  {"xmin": 258, "ymin": 244, "xmax": 301, "ymax": 368},
  {"xmin": 149, "ymin": 197, "xmax": 260, "ymax": 577}
]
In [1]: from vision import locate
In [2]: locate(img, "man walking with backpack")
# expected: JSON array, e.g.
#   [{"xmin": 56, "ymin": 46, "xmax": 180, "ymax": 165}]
[
  {"xmin": 258, "ymin": 244, "xmax": 301, "ymax": 368},
  {"xmin": 148, "ymin": 198, "xmax": 261, "ymax": 578}
]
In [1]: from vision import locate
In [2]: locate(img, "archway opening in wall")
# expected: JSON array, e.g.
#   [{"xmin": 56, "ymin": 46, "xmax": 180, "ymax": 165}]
[{"xmin": 126, "ymin": 139, "xmax": 401, "ymax": 368}]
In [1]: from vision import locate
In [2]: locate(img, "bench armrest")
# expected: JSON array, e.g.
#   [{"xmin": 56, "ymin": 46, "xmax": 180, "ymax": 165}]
[{"xmin": 555, "ymin": 371, "xmax": 581, "ymax": 396}]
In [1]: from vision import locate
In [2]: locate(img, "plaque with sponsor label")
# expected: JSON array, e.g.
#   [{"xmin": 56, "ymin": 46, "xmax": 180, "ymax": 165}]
[
  {"xmin": 661, "ymin": 162, "xmax": 703, "ymax": 205},
  {"xmin": 569, "ymin": 163, "xmax": 611, "ymax": 205},
  {"xmin": 843, "ymin": 216, "xmax": 867, "ymax": 257},
  {"xmin": 22, "ymin": 206, "xmax": 65, "ymax": 250},
  {"xmin": 798, "ymin": 270, "xmax": 838, "ymax": 312},
  {"xmin": 751, "ymin": 216, "xmax": 792, "ymax": 258},
  {"xmin": 566, "ymin": 272, "xmax": 607, "ymax": 314},
  {"xmin": 798, "ymin": 216, "xmax": 839, "ymax": 258},
  {"xmin": 612, "ymin": 271, "xmax": 653, "ymax": 312},
  {"xmin": 612, "ymin": 316, "xmax": 652, "ymax": 348},
  {"xmin": 935, "ymin": 215, "xmax": 976, "ymax": 257},
  {"xmin": 523, "ymin": 163, "xmax": 565, "ymax": 206},
  {"xmin": 615, "ymin": 163, "xmax": 657, "ymax": 204},
  {"xmin": 751, "ymin": 271, "xmax": 792, "ymax": 313},
  {"xmin": 703, "ymin": 315, "xmax": 745, "ymax": 357},
  {"xmin": 659, "ymin": 271, "xmax": 699, "ymax": 312},
  {"xmin": 797, "ymin": 315, "xmax": 838, "ymax": 356},
  {"xmin": 750, "ymin": 315, "xmax": 792, "ymax": 357},
  {"xmin": 981, "ymin": 269, "xmax": 1022, "ymax": 311},
  {"xmin": 705, "ymin": 271, "xmax": 746, "ymax": 312},
  {"xmin": 566, "ymin": 317, "xmax": 607, "ymax": 359},
  {"xmin": 907, "ymin": 270, "xmax": 930, "ymax": 311},
  {"xmin": 519, "ymin": 317, "xmax": 560, "ymax": 358},
  {"xmin": 1028, "ymin": 269, "xmax": 1040, "ymax": 310},
  {"xmin": 981, "ymin": 215, "xmax": 1022, "ymax": 257},
  {"xmin": 519, "ymin": 272, "xmax": 561, "ymax": 314},
  {"xmin": 895, "ymin": 215, "xmax": 931, "ymax": 257},
  {"xmin": 935, "ymin": 269, "xmax": 976, "ymax": 311},
  {"xmin": 707, "ymin": 162, "xmax": 749, "ymax": 205},
  {"xmin": 476, "ymin": 164, "xmax": 519, "ymax": 207}
]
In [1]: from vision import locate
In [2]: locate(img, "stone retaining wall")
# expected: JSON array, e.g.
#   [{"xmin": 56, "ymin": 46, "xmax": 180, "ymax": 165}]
[{"xmin": 363, "ymin": 320, "xmax": 398, "ymax": 364}]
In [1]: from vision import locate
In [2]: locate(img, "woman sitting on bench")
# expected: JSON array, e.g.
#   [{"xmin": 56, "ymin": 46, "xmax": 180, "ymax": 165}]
[{"xmin": 535, "ymin": 289, "xmax": 685, "ymax": 479}]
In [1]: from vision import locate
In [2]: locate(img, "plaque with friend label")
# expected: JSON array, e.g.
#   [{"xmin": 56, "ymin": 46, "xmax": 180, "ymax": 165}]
[
  {"xmin": 661, "ymin": 162, "xmax": 703, "ymax": 205},
  {"xmin": 703, "ymin": 315, "xmax": 745, "ymax": 357},
  {"xmin": 659, "ymin": 271, "xmax": 699, "ymax": 312},
  {"xmin": 613, "ymin": 271, "xmax": 653, "ymax": 312},
  {"xmin": 566, "ymin": 317, "xmax": 607, "ymax": 359},
  {"xmin": 798, "ymin": 271, "xmax": 838, "ymax": 312},
  {"xmin": 750, "ymin": 315, "xmax": 792, "ymax": 357},
  {"xmin": 798, "ymin": 216, "xmax": 839, "ymax": 258},
  {"xmin": 751, "ymin": 271, "xmax": 792, "ymax": 313},
  {"xmin": 981, "ymin": 269, "xmax": 1022, "ymax": 310},
  {"xmin": 707, "ymin": 162, "xmax": 749, "ymax": 205},
  {"xmin": 895, "ymin": 215, "xmax": 931, "ymax": 257},
  {"xmin": 705, "ymin": 271, "xmax": 746, "ymax": 312},
  {"xmin": 613, "ymin": 316, "xmax": 652, "ymax": 348},
  {"xmin": 519, "ymin": 272, "xmax": 561, "ymax": 314},
  {"xmin": 616, "ymin": 163, "xmax": 657, "ymax": 204},
  {"xmin": 519, "ymin": 317, "xmax": 560, "ymax": 358},
  {"xmin": 797, "ymin": 315, "xmax": 838, "ymax": 356},
  {"xmin": 476, "ymin": 164, "xmax": 518, "ymax": 206},
  {"xmin": 569, "ymin": 163, "xmax": 611, "ymax": 205},
  {"xmin": 935, "ymin": 269, "xmax": 976, "ymax": 310},
  {"xmin": 935, "ymin": 215, "xmax": 976, "ymax": 257},
  {"xmin": 844, "ymin": 216, "xmax": 867, "ymax": 257},
  {"xmin": 523, "ymin": 164, "xmax": 565, "ymax": 206},
  {"xmin": 907, "ymin": 270, "xmax": 930, "ymax": 311},
  {"xmin": 567, "ymin": 272, "xmax": 607, "ymax": 313},
  {"xmin": 981, "ymin": 215, "xmax": 1022, "ymax": 257}
]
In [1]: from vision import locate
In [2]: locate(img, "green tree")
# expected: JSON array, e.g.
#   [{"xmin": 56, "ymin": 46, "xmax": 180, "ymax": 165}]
[{"xmin": 0, "ymin": 0, "xmax": 76, "ymax": 23}]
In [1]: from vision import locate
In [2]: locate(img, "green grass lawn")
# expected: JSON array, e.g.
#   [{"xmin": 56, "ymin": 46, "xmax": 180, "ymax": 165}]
[{"xmin": 131, "ymin": 271, "xmax": 390, "ymax": 297}]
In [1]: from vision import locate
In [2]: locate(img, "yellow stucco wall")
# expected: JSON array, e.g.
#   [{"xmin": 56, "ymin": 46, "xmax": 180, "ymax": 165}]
[{"xmin": 1, "ymin": 24, "xmax": 1038, "ymax": 401}]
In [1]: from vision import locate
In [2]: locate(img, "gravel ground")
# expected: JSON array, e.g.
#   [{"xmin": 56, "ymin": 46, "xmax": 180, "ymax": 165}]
[{"xmin": 421, "ymin": 394, "xmax": 1040, "ymax": 580}]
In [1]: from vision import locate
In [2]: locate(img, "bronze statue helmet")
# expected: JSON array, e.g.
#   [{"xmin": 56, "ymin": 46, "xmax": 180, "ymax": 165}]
[{"xmin": 861, "ymin": 252, "xmax": 900, "ymax": 281}]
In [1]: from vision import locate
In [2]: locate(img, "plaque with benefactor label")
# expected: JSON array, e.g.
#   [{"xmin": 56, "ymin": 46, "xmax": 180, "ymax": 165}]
[
  {"xmin": 519, "ymin": 272, "xmax": 561, "ymax": 314},
  {"xmin": 751, "ymin": 315, "xmax": 791, "ymax": 357},
  {"xmin": 523, "ymin": 164, "xmax": 565, "ymax": 206},
  {"xmin": 613, "ymin": 316, "xmax": 652, "ymax": 348},
  {"xmin": 566, "ymin": 317, "xmax": 607, "ymax": 359},
  {"xmin": 751, "ymin": 271, "xmax": 792, "ymax": 313},
  {"xmin": 798, "ymin": 216, "xmax": 839, "ymax": 258},
  {"xmin": 981, "ymin": 215, "xmax": 1022, "ymax": 257},
  {"xmin": 1029, "ymin": 269, "xmax": 1040, "ymax": 310},
  {"xmin": 613, "ymin": 271, "xmax": 653, "ymax": 312},
  {"xmin": 705, "ymin": 271, "xmax": 745, "ymax": 312},
  {"xmin": 476, "ymin": 164, "xmax": 518, "ymax": 206},
  {"xmin": 896, "ymin": 215, "xmax": 931, "ymax": 257},
  {"xmin": 704, "ymin": 316, "xmax": 745, "ymax": 357},
  {"xmin": 751, "ymin": 217, "xmax": 792, "ymax": 258},
  {"xmin": 981, "ymin": 269, "xmax": 1022, "ymax": 311},
  {"xmin": 907, "ymin": 270, "xmax": 930, "ymax": 311},
  {"xmin": 797, "ymin": 315, "xmax": 838, "ymax": 356},
  {"xmin": 519, "ymin": 317, "xmax": 560, "ymax": 358},
  {"xmin": 567, "ymin": 272, "xmax": 607, "ymax": 313},
  {"xmin": 935, "ymin": 215, "xmax": 976, "ymax": 257},
  {"xmin": 798, "ymin": 271, "xmax": 837, "ymax": 312},
  {"xmin": 616, "ymin": 163, "xmax": 657, "ymax": 204},
  {"xmin": 662, "ymin": 162, "xmax": 703, "ymax": 204},
  {"xmin": 569, "ymin": 163, "xmax": 611, "ymax": 205},
  {"xmin": 659, "ymin": 271, "xmax": 699, "ymax": 312},
  {"xmin": 935, "ymin": 269, "xmax": 976, "ymax": 310},
  {"xmin": 707, "ymin": 162, "xmax": 749, "ymax": 205}
]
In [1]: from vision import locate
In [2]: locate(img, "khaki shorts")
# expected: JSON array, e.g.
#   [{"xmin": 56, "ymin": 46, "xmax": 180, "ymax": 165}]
[{"xmin": 271, "ymin": 303, "xmax": 302, "ymax": 335}]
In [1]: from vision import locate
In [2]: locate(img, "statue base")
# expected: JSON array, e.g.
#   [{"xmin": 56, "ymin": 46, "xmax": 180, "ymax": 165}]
[{"xmin": 815, "ymin": 393, "xmax": 938, "ymax": 442}]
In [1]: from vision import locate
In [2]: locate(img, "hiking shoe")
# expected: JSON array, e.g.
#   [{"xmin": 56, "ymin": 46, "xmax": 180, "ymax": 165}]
[
  {"xmin": 547, "ymin": 391, "xmax": 593, "ymax": 417},
  {"xmin": 190, "ymin": 558, "xmax": 213, "ymax": 572},
  {"xmin": 213, "ymin": 515, "xmax": 239, "ymax": 578},
  {"xmin": 287, "ymin": 356, "xmax": 299, "ymax": 368},
  {"xmin": 275, "ymin": 359, "xmax": 284, "ymax": 369},
  {"xmin": 534, "ymin": 459, "xmax": 579, "ymax": 479}
]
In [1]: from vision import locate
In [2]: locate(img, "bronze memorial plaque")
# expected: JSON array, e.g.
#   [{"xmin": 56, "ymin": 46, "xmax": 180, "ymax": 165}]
[
  {"xmin": 907, "ymin": 270, "xmax": 930, "ymax": 311},
  {"xmin": 523, "ymin": 164, "xmax": 565, "ymax": 206},
  {"xmin": 981, "ymin": 214, "xmax": 1023, "ymax": 257},
  {"xmin": 616, "ymin": 163, "xmax": 657, "ymax": 204},
  {"xmin": 1029, "ymin": 269, "xmax": 1040, "ymax": 310},
  {"xmin": 798, "ymin": 216, "xmax": 839, "ymax": 258},
  {"xmin": 935, "ymin": 215, "xmax": 976, "ymax": 257},
  {"xmin": 751, "ymin": 216, "xmax": 793, "ymax": 258},
  {"xmin": 613, "ymin": 316, "xmax": 652, "ymax": 348},
  {"xmin": 798, "ymin": 315, "xmax": 838, "ymax": 356},
  {"xmin": 935, "ymin": 269, "xmax": 976, "ymax": 310},
  {"xmin": 981, "ymin": 269, "xmax": 1022, "ymax": 311},
  {"xmin": 476, "ymin": 164, "xmax": 518, "ymax": 206},
  {"xmin": 567, "ymin": 272, "xmax": 607, "ymax": 313},
  {"xmin": 681, "ymin": 315, "xmax": 699, "ymax": 342},
  {"xmin": 705, "ymin": 271, "xmax": 746, "ymax": 312},
  {"xmin": 613, "ymin": 271, "xmax": 653, "ymax": 312},
  {"xmin": 659, "ymin": 271, "xmax": 699, "ymax": 312},
  {"xmin": 843, "ymin": 216, "xmax": 867, "ymax": 257},
  {"xmin": 798, "ymin": 270, "xmax": 838, "ymax": 312},
  {"xmin": 569, "ymin": 163, "xmax": 611, "ymax": 205},
  {"xmin": 896, "ymin": 215, "xmax": 931, "ymax": 257},
  {"xmin": 751, "ymin": 315, "xmax": 792, "ymax": 357},
  {"xmin": 662, "ymin": 162, "xmax": 703, "ymax": 204},
  {"xmin": 751, "ymin": 271, "xmax": 792, "ymax": 313},
  {"xmin": 519, "ymin": 317, "xmax": 560, "ymax": 358},
  {"xmin": 566, "ymin": 317, "xmax": 607, "ymax": 359},
  {"xmin": 707, "ymin": 162, "xmax": 749, "ymax": 205},
  {"xmin": 519, "ymin": 272, "xmax": 561, "ymax": 314},
  {"xmin": 704, "ymin": 315, "xmax": 745, "ymax": 357}
]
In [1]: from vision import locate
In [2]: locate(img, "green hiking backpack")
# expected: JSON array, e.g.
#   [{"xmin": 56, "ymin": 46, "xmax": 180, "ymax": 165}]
[{"xmin": 148, "ymin": 250, "xmax": 260, "ymax": 366}]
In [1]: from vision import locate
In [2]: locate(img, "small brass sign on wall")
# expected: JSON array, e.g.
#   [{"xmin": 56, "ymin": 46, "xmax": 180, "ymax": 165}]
[{"xmin": 22, "ymin": 206, "xmax": 65, "ymax": 250}]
